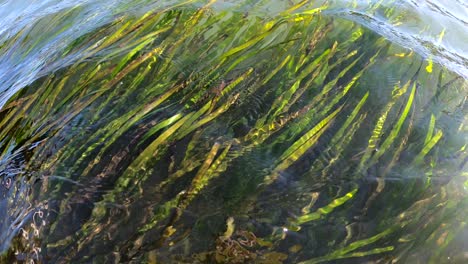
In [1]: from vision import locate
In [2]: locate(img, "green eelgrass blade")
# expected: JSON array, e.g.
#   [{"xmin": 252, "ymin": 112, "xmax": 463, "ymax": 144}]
[
  {"xmin": 357, "ymin": 80, "xmax": 413, "ymax": 172},
  {"xmin": 369, "ymin": 82, "xmax": 416, "ymax": 164},
  {"xmin": 278, "ymin": 106, "xmax": 342, "ymax": 165},
  {"xmin": 291, "ymin": 188, "xmax": 358, "ymax": 226},
  {"xmin": 412, "ymin": 130, "xmax": 443, "ymax": 165}
]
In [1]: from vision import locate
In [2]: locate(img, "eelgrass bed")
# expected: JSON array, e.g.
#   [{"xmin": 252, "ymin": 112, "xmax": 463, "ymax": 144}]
[{"xmin": 0, "ymin": 1, "xmax": 467, "ymax": 263}]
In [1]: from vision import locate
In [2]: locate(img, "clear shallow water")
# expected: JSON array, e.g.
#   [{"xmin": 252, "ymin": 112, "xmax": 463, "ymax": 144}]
[
  {"xmin": 1, "ymin": 0, "xmax": 467, "ymax": 108},
  {"xmin": 0, "ymin": 0, "xmax": 467, "ymax": 263}
]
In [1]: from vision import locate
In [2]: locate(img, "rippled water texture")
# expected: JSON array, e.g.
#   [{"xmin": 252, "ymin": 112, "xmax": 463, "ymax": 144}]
[{"xmin": 0, "ymin": 0, "xmax": 467, "ymax": 263}]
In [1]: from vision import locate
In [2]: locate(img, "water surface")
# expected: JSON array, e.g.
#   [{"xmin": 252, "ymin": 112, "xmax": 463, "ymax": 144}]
[{"xmin": 0, "ymin": 0, "xmax": 467, "ymax": 263}]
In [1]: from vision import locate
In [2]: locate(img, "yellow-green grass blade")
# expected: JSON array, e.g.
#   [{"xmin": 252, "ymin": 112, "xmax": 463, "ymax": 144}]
[
  {"xmin": 273, "ymin": 106, "xmax": 343, "ymax": 174},
  {"xmin": 358, "ymin": 80, "xmax": 413, "ymax": 171},
  {"xmin": 370, "ymin": 82, "xmax": 416, "ymax": 164},
  {"xmin": 412, "ymin": 130, "xmax": 443, "ymax": 165},
  {"xmin": 293, "ymin": 188, "xmax": 358, "ymax": 226}
]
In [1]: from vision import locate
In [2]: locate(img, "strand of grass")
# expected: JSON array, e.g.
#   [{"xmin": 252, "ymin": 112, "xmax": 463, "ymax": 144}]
[
  {"xmin": 424, "ymin": 114, "xmax": 436, "ymax": 146},
  {"xmin": 160, "ymin": 160, "xmax": 205, "ymax": 191},
  {"xmin": 11, "ymin": 70, "xmax": 61, "ymax": 119},
  {"xmin": 102, "ymin": 11, "xmax": 176, "ymax": 58},
  {"xmin": 122, "ymin": 113, "xmax": 195, "ymax": 179},
  {"xmin": 106, "ymin": 46, "xmax": 168, "ymax": 90},
  {"xmin": 278, "ymin": 106, "xmax": 342, "ymax": 164},
  {"xmin": 23, "ymin": 44, "xmax": 168, "ymax": 148},
  {"xmin": 142, "ymin": 114, "xmax": 185, "ymax": 143},
  {"xmin": 268, "ymin": 44, "xmax": 337, "ymax": 120},
  {"xmin": 220, "ymin": 20, "xmax": 285, "ymax": 60},
  {"xmin": 150, "ymin": 132, "xmax": 208, "ymax": 191},
  {"xmin": 284, "ymin": 5, "xmax": 329, "ymax": 22},
  {"xmin": 289, "ymin": 188, "xmax": 358, "ymax": 228},
  {"xmin": 38, "ymin": 75, "xmax": 74, "ymax": 117},
  {"xmin": 320, "ymin": 113, "xmax": 368, "ymax": 180},
  {"xmin": 155, "ymin": 132, "xmax": 228, "ymax": 195},
  {"xmin": 318, "ymin": 69, "xmax": 367, "ymax": 120},
  {"xmin": 261, "ymin": 54, "xmax": 292, "ymax": 85},
  {"xmin": 369, "ymin": 0, "xmax": 387, "ymax": 12},
  {"xmin": 153, "ymin": 1, "xmax": 220, "ymax": 74},
  {"xmin": 178, "ymin": 142, "xmax": 232, "ymax": 213},
  {"xmin": 60, "ymin": 19, "xmax": 117, "ymax": 57},
  {"xmin": 369, "ymin": 82, "xmax": 416, "ymax": 165},
  {"xmin": 175, "ymin": 100, "xmax": 214, "ymax": 135},
  {"xmin": 171, "ymin": 142, "xmax": 222, "ymax": 210},
  {"xmin": 61, "ymin": 143, "xmax": 221, "ymax": 253},
  {"xmin": 357, "ymin": 79, "xmax": 413, "ymax": 172},
  {"xmin": 329, "ymin": 48, "xmax": 360, "ymax": 70},
  {"xmin": 109, "ymin": 26, "xmax": 172, "ymax": 79},
  {"xmin": 313, "ymin": 54, "xmax": 363, "ymax": 105},
  {"xmin": 260, "ymin": 106, "xmax": 344, "ymax": 185},
  {"xmin": 245, "ymin": 89, "xmax": 334, "ymax": 149},
  {"xmin": 219, "ymin": 68, "xmax": 254, "ymax": 98},
  {"xmin": 252, "ymin": 46, "xmax": 340, "ymax": 133},
  {"xmin": 318, "ymin": 45, "xmax": 380, "ymax": 113},
  {"xmin": 176, "ymin": 132, "xmax": 278, "ymax": 194},
  {"xmin": 395, "ymin": 197, "xmax": 464, "ymax": 263},
  {"xmin": 184, "ymin": 0, "xmax": 218, "ymax": 28},
  {"xmin": 122, "ymin": 57, "xmax": 160, "ymax": 95},
  {"xmin": 161, "ymin": 19, "xmax": 235, "ymax": 105},
  {"xmin": 185, "ymin": 69, "xmax": 224, "ymax": 106},
  {"xmin": 412, "ymin": 130, "xmax": 443, "ymax": 165},
  {"xmin": 28, "ymin": 69, "xmax": 70, "ymax": 116},
  {"xmin": 306, "ymin": 19, "xmax": 333, "ymax": 55},
  {"xmin": 377, "ymin": 101, "xmax": 415, "ymax": 184},
  {"xmin": 178, "ymin": 142, "xmax": 226, "ymax": 208},
  {"xmin": 176, "ymin": 93, "xmax": 240, "ymax": 140},
  {"xmin": 69, "ymin": 18, "xmax": 139, "ymax": 64},
  {"xmin": 0, "ymin": 139, "xmax": 16, "ymax": 158},
  {"xmin": 116, "ymin": 11, "xmax": 164, "ymax": 37},
  {"xmin": 181, "ymin": 130, "xmax": 204, "ymax": 161},
  {"xmin": 140, "ymin": 142, "xmax": 232, "ymax": 234},
  {"xmin": 0, "ymin": 93, "xmax": 33, "ymax": 113},
  {"xmin": 0, "ymin": 104, "xmax": 23, "ymax": 146},
  {"xmin": 301, "ymin": 225, "xmax": 397, "ymax": 264},
  {"xmin": 281, "ymin": 0, "xmax": 310, "ymax": 15},
  {"xmin": 220, "ymin": 14, "xmax": 271, "ymax": 56},
  {"xmin": 51, "ymin": 63, "xmax": 104, "ymax": 113},
  {"xmin": 100, "ymin": 19, "xmax": 134, "ymax": 46},
  {"xmin": 270, "ymin": 54, "xmax": 364, "ymax": 143},
  {"xmin": 424, "ymin": 75, "xmax": 463, "ymax": 112},
  {"xmin": 74, "ymin": 80, "xmax": 186, "ymax": 176},
  {"xmin": 316, "ymin": 92, "xmax": 369, "ymax": 177},
  {"xmin": 223, "ymin": 30, "xmax": 293, "ymax": 74},
  {"xmin": 333, "ymin": 92, "xmax": 370, "ymax": 147},
  {"xmin": 171, "ymin": 68, "xmax": 249, "ymax": 139},
  {"xmin": 258, "ymin": 23, "xmax": 299, "ymax": 52},
  {"xmin": 363, "ymin": 106, "xmax": 416, "ymax": 213},
  {"xmin": 76, "ymin": 10, "xmax": 168, "ymax": 63},
  {"xmin": 195, "ymin": 19, "xmax": 235, "ymax": 60},
  {"xmin": 99, "ymin": 59, "xmax": 167, "ymax": 125},
  {"xmin": 0, "ymin": 92, "xmax": 40, "ymax": 145},
  {"xmin": 91, "ymin": 56, "xmax": 159, "ymax": 122},
  {"xmin": 300, "ymin": 246, "xmax": 395, "ymax": 264}
]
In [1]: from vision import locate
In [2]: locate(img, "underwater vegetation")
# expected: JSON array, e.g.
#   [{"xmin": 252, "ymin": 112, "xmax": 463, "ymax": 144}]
[{"xmin": 0, "ymin": 0, "xmax": 467, "ymax": 263}]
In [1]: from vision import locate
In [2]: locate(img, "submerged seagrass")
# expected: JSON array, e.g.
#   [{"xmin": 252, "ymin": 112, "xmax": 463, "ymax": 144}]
[{"xmin": 0, "ymin": 1, "xmax": 467, "ymax": 263}]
